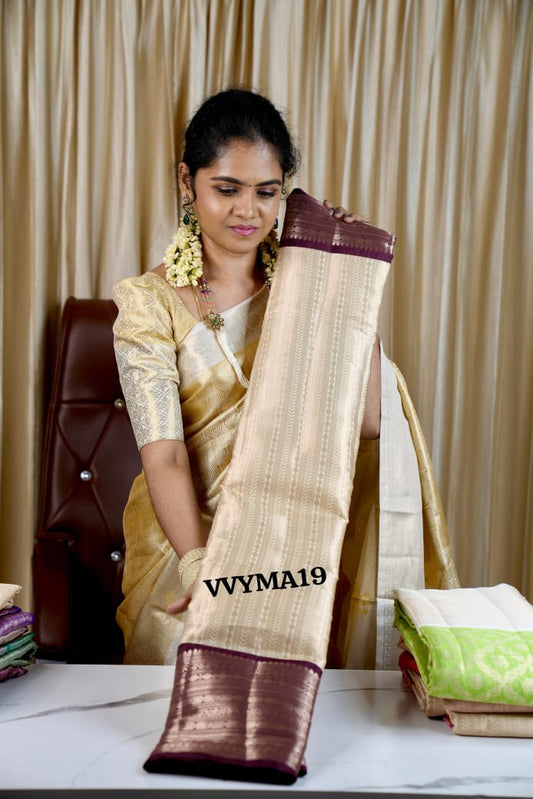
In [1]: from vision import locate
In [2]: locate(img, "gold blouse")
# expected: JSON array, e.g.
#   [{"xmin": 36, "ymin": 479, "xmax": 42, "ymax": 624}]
[
  {"xmin": 113, "ymin": 273, "xmax": 268, "ymax": 447},
  {"xmin": 113, "ymin": 272, "xmax": 269, "ymax": 517}
]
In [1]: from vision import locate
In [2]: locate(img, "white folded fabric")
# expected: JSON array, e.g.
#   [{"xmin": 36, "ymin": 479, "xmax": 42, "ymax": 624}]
[
  {"xmin": 0, "ymin": 584, "xmax": 21, "ymax": 611},
  {"xmin": 395, "ymin": 583, "xmax": 533, "ymax": 631}
]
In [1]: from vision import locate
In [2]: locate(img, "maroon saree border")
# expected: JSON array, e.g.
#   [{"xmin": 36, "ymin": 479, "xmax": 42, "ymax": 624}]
[
  {"xmin": 144, "ymin": 643, "xmax": 322, "ymax": 784},
  {"xmin": 177, "ymin": 641, "xmax": 322, "ymax": 674},
  {"xmin": 281, "ymin": 188, "xmax": 396, "ymax": 262}
]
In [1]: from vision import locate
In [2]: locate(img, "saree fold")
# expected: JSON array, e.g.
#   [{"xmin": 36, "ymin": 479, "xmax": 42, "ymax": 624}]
[
  {"xmin": 444, "ymin": 711, "xmax": 533, "ymax": 738},
  {"xmin": 0, "ymin": 584, "xmax": 36, "ymax": 681},
  {"xmin": 394, "ymin": 584, "xmax": 533, "ymax": 738},
  {"xmin": 0, "ymin": 609, "xmax": 34, "ymax": 640},
  {"xmin": 399, "ymin": 651, "xmax": 447, "ymax": 717},
  {"xmin": 394, "ymin": 584, "xmax": 533, "ymax": 705},
  {"xmin": 145, "ymin": 190, "xmax": 394, "ymax": 782},
  {"xmin": 399, "ymin": 651, "xmax": 532, "ymax": 717},
  {"xmin": 0, "ymin": 583, "xmax": 20, "ymax": 611}
]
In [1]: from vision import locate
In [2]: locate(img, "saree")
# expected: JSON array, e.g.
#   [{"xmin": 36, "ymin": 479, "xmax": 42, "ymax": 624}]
[
  {"xmin": 0, "ymin": 585, "xmax": 36, "ymax": 680},
  {"xmin": 142, "ymin": 190, "xmax": 458, "ymax": 782},
  {"xmin": 394, "ymin": 584, "xmax": 533, "ymax": 705},
  {"xmin": 113, "ymin": 274, "xmax": 268, "ymax": 664},
  {"xmin": 395, "ymin": 584, "xmax": 533, "ymax": 739},
  {"xmin": 113, "ymin": 198, "xmax": 457, "ymax": 673}
]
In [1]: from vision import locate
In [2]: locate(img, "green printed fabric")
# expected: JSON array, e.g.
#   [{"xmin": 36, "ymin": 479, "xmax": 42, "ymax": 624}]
[
  {"xmin": 0, "ymin": 635, "xmax": 37, "ymax": 669},
  {"xmin": 394, "ymin": 602, "xmax": 533, "ymax": 705},
  {"xmin": 0, "ymin": 631, "xmax": 34, "ymax": 657}
]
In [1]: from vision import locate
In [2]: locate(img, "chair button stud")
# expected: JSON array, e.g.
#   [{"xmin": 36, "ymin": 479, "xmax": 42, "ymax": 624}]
[
  {"xmin": 110, "ymin": 551, "xmax": 123, "ymax": 563},
  {"xmin": 114, "ymin": 398, "xmax": 125, "ymax": 410},
  {"xmin": 80, "ymin": 469, "xmax": 93, "ymax": 482}
]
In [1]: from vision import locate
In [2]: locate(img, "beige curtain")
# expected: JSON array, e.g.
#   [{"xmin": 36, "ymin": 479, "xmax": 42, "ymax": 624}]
[{"xmin": 1, "ymin": 0, "xmax": 531, "ymax": 611}]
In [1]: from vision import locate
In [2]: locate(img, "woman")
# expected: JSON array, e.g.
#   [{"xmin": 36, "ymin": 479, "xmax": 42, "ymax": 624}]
[{"xmin": 113, "ymin": 88, "xmax": 458, "ymax": 668}]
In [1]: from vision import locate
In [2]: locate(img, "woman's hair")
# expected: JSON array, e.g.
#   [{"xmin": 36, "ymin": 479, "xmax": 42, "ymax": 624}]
[{"xmin": 181, "ymin": 88, "xmax": 300, "ymax": 178}]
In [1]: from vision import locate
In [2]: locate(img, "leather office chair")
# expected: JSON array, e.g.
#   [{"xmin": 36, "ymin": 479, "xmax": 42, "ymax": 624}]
[{"xmin": 33, "ymin": 298, "xmax": 141, "ymax": 663}]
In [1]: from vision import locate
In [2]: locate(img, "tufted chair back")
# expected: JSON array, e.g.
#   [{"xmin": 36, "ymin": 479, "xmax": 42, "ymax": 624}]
[{"xmin": 33, "ymin": 297, "xmax": 141, "ymax": 663}]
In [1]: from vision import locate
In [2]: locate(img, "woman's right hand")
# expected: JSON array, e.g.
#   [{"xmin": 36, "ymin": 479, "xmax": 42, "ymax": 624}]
[
  {"xmin": 166, "ymin": 545, "xmax": 206, "ymax": 614},
  {"xmin": 166, "ymin": 585, "xmax": 194, "ymax": 615}
]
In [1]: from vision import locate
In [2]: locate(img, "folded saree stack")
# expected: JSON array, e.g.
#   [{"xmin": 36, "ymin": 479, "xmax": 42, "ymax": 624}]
[
  {"xmin": 394, "ymin": 584, "xmax": 533, "ymax": 737},
  {"xmin": 0, "ymin": 584, "xmax": 37, "ymax": 682},
  {"xmin": 145, "ymin": 189, "xmax": 395, "ymax": 783}
]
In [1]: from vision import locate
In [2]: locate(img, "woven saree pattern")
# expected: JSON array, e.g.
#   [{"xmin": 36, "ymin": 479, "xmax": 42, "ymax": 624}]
[{"xmin": 146, "ymin": 190, "xmax": 394, "ymax": 783}]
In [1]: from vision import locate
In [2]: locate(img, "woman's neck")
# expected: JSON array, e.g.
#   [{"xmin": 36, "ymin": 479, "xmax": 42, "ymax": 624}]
[
  {"xmin": 201, "ymin": 240, "xmax": 262, "ymax": 288},
  {"xmin": 199, "ymin": 245, "xmax": 265, "ymax": 311}
]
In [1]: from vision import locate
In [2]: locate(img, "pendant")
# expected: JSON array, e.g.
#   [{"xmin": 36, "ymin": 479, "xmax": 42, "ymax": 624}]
[{"xmin": 206, "ymin": 310, "xmax": 224, "ymax": 331}]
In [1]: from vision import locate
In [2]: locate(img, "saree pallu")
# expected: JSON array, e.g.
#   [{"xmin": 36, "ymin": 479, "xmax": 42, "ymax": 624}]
[{"xmin": 145, "ymin": 190, "xmax": 396, "ymax": 782}]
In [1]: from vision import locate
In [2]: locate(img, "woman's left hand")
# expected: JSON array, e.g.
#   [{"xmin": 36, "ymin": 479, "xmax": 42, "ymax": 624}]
[{"xmin": 323, "ymin": 199, "xmax": 367, "ymax": 224}]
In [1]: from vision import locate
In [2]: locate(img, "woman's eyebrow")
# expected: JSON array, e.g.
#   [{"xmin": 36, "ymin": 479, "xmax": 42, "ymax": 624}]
[{"xmin": 210, "ymin": 176, "xmax": 282, "ymax": 187}]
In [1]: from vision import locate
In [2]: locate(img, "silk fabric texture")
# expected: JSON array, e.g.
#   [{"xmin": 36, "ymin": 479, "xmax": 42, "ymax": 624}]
[{"xmin": 144, "ymin": 190, "xmax": 454, "ymax": 782}]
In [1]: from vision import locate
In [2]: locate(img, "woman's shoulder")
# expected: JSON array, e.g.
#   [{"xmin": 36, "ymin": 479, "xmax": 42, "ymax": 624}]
[
  {"xmin": 113, "ymin": 268, "xmax": 172, "ymax": 301},
  {"xmin": 113, "ymin": 268, "xmax": 197, "ymax": 341}
]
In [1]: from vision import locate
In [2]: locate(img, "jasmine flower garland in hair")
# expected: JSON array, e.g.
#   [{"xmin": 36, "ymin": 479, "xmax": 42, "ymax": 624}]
[
  {"xmin": 164, "ymin": 222, "xmax": 279, "ymax": 290},
  {"xmin": 164, "ymin": 216, "xmax": 203, "ymax": 287}
]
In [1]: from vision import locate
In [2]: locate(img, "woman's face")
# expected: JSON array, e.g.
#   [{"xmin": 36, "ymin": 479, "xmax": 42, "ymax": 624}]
[{"xmin": 179, "ymin": 139, "xmax": 283, "ymax": 260}]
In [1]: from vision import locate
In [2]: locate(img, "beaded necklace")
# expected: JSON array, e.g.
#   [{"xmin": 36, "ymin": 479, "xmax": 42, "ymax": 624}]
[{"xmin": 194, "ymin": 265, "xmax": 271, "ymax": 332}]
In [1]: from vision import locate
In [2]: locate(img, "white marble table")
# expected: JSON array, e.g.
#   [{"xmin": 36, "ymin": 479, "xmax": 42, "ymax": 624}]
[{"xmin": 0, "ymin": 665, "xmax": 531, "ymax": 797}]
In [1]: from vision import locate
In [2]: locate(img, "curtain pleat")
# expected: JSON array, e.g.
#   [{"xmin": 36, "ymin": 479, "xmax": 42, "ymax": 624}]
[{"xmin": 1, "ymin": 0, "xmax": 531, "ymax": 610}]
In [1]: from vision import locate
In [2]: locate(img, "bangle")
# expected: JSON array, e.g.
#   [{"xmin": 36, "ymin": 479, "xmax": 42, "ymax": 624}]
[{"xmin": 178, "ymin": 547, "xmax": 206, "ymax": 592}]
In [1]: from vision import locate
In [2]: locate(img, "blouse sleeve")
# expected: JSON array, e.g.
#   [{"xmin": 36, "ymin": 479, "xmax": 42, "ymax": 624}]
[{"xmin": 112, "ymin": 275, "xmax": 193, "ymax": 450}]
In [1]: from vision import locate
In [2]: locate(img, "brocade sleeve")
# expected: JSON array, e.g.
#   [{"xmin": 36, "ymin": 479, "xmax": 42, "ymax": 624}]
[{"xmin": 112, "ymin": 274, "xmax": 194, "ymax": 449}]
